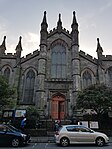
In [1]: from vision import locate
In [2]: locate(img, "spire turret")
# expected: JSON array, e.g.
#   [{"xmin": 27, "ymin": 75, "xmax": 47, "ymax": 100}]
[
  {"xmin": 15, "ymin": 36, "xmax": 22, "ymax": 58},
  {"xmin": 71, "ymin": 11, "xmax": 79, "ymax": 45},
  {"xmin": 71, "ymin": 11, "xmax": 78, "ymax": 28},
  {"xmin": 40, "ymin": 11, "xmax": 48, "ymax": 45},
  {"xmin": 71, "ymin": 11, "xmax": 80, "ymax": 108},
  {"xmin": 96, "ymin": 38, "xmax": 103, "ymax": 54},
  {"xmin": 38, "ymin": 11, "xmax": 48, "ymax": 112},
  {"xmin": 41, "ymin": 11, "xmax": 48, "ymax": 31},
  {"xmin": 96, "ymin": 38, "xmax": 103, "ymax": 65},
  {"xmin": 0, "ymin": 36, "xmax": 6, "ymax": 55},
  {"xmin": 57, "ymin": 13, "xmax": 62, "ymax": 33}
]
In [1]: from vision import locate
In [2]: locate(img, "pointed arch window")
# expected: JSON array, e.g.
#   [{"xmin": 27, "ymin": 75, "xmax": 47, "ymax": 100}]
[
  {"xmin": 4, "ymin": 67, "xmax": 10, "ymax": 83},
  {"xmin": 51, "ymin": 45, "xmax": 66, "ymax": 78},
  {"xmin": 82, "ymin": 71, "xmax": 92, "ymax": 89},
  {"xmin": 23, "ymin": 70, "xmax": 35, "ymax": 104}
]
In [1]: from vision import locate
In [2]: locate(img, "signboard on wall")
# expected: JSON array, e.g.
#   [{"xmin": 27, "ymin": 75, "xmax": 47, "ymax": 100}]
[
  {"xmin": 81, "ymin": 121, "xmax": 89, "ymax": 128},
  {"xmin": 90, "ymin": 121, "xmax": 99, "ymax": 129},
  {"xmin": 15, "ymin": 109, "xmax": 26, "ymax": 118},
  {"xmin": 2, "ymin": 110, "xmax": 14, "ymax": 118}
]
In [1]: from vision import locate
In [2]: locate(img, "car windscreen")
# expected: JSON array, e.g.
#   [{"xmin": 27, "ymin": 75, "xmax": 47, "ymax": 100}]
[{"xmin": 7, "ymin": 125, "xmax": 21, "ymax": 132}]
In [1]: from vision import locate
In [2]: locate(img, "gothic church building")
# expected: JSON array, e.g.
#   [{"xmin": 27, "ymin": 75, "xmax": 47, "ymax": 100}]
[{"xmin": 0, "ymin": 11, "xmax": 112, "ymax": 120}]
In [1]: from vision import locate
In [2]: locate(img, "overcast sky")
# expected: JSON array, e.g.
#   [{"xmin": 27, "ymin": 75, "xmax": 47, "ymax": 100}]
[{"xmin": 0, "ymin": 0, "xmax": 112, "ymax": 58}]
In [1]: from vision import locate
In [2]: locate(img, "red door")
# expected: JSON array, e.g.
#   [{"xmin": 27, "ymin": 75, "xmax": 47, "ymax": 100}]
[
  {"xmin": 51, "ymin": 95, "xmax": 65, "ymax": 120},
  {"xmin": 59, "ymin": 101, "xmax": 65, "ymax": 119},
  {"xmin": 51, "ymin": 100, "xmax": 58, "ymax": 119}
]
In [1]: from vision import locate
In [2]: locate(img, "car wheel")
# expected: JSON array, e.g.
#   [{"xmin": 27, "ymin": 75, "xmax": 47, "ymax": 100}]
[
  {"xmin": 11, "ymin": 138, "xmax": 20, "ymax": 147},
  {"xmin": 60, "ymin": 137, "xmax": 69, "ymax": 147},
  {"xmin": 96, "ymin": 137, "xmax": 105, "ymax": 146}
]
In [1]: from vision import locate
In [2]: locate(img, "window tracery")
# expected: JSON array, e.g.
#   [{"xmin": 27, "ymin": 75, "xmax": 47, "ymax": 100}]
[
  {"xmin": 51, "ymin": 44, "xmax": 66, "ymax": 78},
  {"xmin": 4, "ymin": 67, "xmax": 10, "ymax": 83},
  {"xmin": 23, "ymin": 70, "xmax": 35, "ymax": 104},
  {"xmin": 82, "ymin": 70, "xmax": 92, "ymax": 89}
]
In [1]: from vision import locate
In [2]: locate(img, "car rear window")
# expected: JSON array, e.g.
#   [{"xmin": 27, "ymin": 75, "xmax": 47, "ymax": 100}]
[
  {"xmin": 8, "ymin": 125, "xmax": 20, "ymax": 132},
  {"xmin": 66, "ymin": 126, "xmax": 76, "ymax": 132}
]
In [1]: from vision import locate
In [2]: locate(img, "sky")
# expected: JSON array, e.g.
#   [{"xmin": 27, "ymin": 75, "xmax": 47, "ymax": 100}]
[{"xmin": 0, "ymin": 0, "xmax": 112, "ymax": 58}]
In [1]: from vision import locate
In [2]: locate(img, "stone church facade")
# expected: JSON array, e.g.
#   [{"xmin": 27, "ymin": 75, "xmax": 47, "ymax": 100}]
[{"xmin": 0, "ymin": 11, "xmax": 112, "ymax": 120}]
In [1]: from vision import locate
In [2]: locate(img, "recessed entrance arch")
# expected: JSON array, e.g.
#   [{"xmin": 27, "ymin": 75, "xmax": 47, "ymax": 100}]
[{"xmin": 51, "ymin": 93, "xmax": 65, "ymax": 120}]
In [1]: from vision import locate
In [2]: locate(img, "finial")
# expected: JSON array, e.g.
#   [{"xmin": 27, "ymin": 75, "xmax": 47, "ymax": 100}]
[
  {"xmin": 1, "ymin": 36, "xmax": 6, "ymax": 48},
  {"xmin": 18, "ymin": 36, "xmax": 22, "ymax": 45},
  {"xmin": 73, "ymin": 11, "xmax": 75, "ymax": 16},
  {"xmin": 57, "ymin": 13, "xmax": 62, "ymax": 31},
  {"xmin": 72, "ymin": 11, "xmax": 77, "ymax": 24},
  {"xmin": 44, "ymin": 11, "xmax": 46, "ymax": 15},
  {"xmin": 96, "ymin": 38, "xmax": 103, "ymax": 53},
  {"xmin": 0, "ymin": 36, "xmax": 6, "ymax": 54},
  {"xmin": 97, "ymin": 38, "xmax": 99, "ymax": 43},
  {"xmin": 4, "ymin": 36, "xmax": 6, "ymax": 40},
  {"xmin": 58, "ymin": 13, "xmax": 62, "ymax": 24},
  {"xmin": 41, "ymin": 11, "xmax": 48, "ymax": 31},
  {"xmin": 71, "ymin": 11, "xmax": 78, "ymax": 31},
  {"xmin": 59, "ymin": 13, "xmax": 61, "ymax": 19},
  {"xmin": 15, "ymin": 36, "xmax": 22, "ymax": 51},
  {"xmin": 2, "ymin": 36, "xmax": 6, "ymax": 46},
  {"xmin": 41, "ymin": 11, "xmax": 47, "ymax": 24},
  {"xmin": 97, "ymin": 38, "xmax": 101, "ymax": 48},
  {"xmin": 19, "ymin": 36, "xmax": 22, "ymax": 42}
]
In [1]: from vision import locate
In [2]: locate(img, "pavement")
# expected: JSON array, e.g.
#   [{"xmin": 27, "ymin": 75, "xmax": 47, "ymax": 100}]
[
  {"xmin": 30, "ymin": 136, "xmax": 112, "ymax": 143},
  {"xmin": 30, "ymin": 136, "xmax": 55, "ymax": 143}
]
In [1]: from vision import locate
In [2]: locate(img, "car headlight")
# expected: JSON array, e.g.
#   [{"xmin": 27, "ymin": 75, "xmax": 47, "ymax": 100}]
[{"xmin": 21, "ymin": 134, "xmax": 27, "ymax": 140}]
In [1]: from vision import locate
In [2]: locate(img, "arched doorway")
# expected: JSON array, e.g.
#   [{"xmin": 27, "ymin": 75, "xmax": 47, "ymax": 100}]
[{"xmin": 51, "ymin": 93, "xmax": 65, "ymax": 120}]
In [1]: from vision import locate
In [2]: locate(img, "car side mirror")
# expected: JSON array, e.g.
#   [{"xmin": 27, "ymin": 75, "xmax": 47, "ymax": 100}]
[{"xmin": 90, "ymin": 130, "xmax": 94, "ymax": 133}]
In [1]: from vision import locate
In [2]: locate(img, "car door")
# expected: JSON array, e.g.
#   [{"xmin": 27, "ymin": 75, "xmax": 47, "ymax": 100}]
[
  {"xmin": 66, "ymin": 126, "xmax": 79, "ymax": 143},
  {"xmin": 75, "ymin": 126, "xmax": 95, "ymax": 143},
  {"xmin": 0, "ymin": 131, "xmax": 6, "ymax": 144},
  {"xmin": 0, "ymin": 125, "xmax": 9, "ymax": 145},
  {"xmin": 0, "ymin": 125, "xmax": 16, "ymax": 145}
]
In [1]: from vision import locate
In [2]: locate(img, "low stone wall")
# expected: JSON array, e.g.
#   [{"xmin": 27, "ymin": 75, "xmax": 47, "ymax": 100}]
[
  {"xmin": 24, "ymin": 128, "xmax": 47, "ymax": 137},
  {"xmin": 24, "ymin": 128, "xmax": 112, "ymax": 137}
]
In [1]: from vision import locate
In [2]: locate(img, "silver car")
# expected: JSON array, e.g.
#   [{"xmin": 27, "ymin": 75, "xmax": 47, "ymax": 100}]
[{"xmin": 55, "ymin": 125, "xmax": 109, "ymax": 147}]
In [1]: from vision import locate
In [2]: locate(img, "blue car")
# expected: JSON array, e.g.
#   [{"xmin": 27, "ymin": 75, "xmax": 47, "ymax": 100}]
[{"xmin": 0, "ymin": 124, "xmax": 30, "ymax": 147}]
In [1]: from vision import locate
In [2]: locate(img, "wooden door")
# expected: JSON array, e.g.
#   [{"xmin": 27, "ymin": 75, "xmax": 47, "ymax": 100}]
[
  {"xmin": 59, "ymin": 101, "xmax": 65, "ymax": 119},
  {"xmin": 51, "ymin": 100, "xmax": 58, "ymax": 119},
  {"xmin": 51, "ymin": 95, "xmax": 65, "ymax": 120}
]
